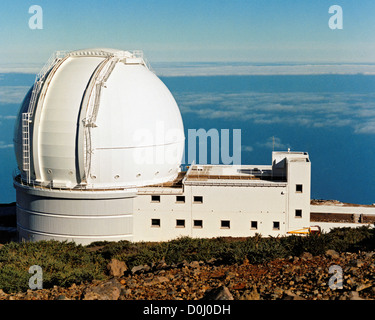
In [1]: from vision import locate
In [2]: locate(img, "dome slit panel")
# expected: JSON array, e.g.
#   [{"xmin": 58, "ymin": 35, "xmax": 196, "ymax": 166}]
[
  {"xmin": 36, "ymin": 56, "xmax": 106, "ymax": 187},
  {"xmin": 79, "ymin": 56, "xmax": 120, "ymax": 183}
]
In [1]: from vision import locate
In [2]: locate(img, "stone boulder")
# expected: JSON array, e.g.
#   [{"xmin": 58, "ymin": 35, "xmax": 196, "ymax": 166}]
[
  {"xmin": 107, "ymin": 259, "xmax": 128, "ymax": 277},
  {"xmin": 325, "ymin": 249, "xmax": 340, "ymax": 259},
  {"xmin": 201, "ymin": 286, "xmax": 234, "ymax": 300},
  {"xmin": 83, "ymin": 278, "xmax": 123, "ymax": 300}
]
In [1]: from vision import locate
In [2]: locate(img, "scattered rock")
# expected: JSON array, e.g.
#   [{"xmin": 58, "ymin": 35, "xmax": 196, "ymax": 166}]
[
  {"xmin": 356, "ymin": 283, "xmax": 372, "ymax": 292},
  {"xmin": 232, "ymin": 282, "xmax": 246, "ymax": 290},
  {"xmin": 178, "ymin": 260, "xmax": 189, "ymax": 268},
  {"xmin": 55, "ymin": 295, "xmax": 69, "ymax": 300},
  {"xmin": 242, "ymin": 287, "xmax": 260, "ymax": 300},
  {"xmin": 131, "ymin": 264, "xmax": 149, "ymax": 274},
  {"xmin": 211, "ymin": 271, "xmax": 226, "ymax": 279},
  {"xmin": 155, "ymin": 276, "xmax": 170, "ymax": 284},
  {"xmin": 202, "ymin": 286, "xmax": 234, "ymax": 300},
  {"xmin": 348, "ymin": 291, "xmax": 364, "ymax": 300},
  {"xmin": 206, "ymin": 258, "xmax": 217, "ymax": 265},
  {"xmin": 350, "ymin": 259, "xmax": 365, "ymax": 268},
  {"xmin": 189, "ymin": 261, "xmax": 200, "ymax": 269},
  {"xmin": 1, "ymin": 249, "xmax": 375, "ymax": 301},
  {"xmin": 122, "ymin": 288, "xmax": 132, "ymax": 297},
  {"xmin": 300, "ymin": 252, "xmax": 313, "ymax": 260},
  {"xmin": 325, "ymin": 249, "xmax": 340, "ymax": 259},
  {"xmin": 282, "ymin": 290, "xmax": 306, "ymax": 300},
  {"xmin": 156, "ymin": 259, "xmax": 168, "ymax": 270},
  {"xmin": 83, "ymin": 278, "xmax": 122, "ymax": 300},
  {"xmin": 107, "ymin": 259, "xmax": 127, "ymax": 277}
]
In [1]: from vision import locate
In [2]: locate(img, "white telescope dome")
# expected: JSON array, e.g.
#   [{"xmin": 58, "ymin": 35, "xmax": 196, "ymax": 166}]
[{"xmin": 14, "ymin": 48, "xmax": 185, "ymax": 189}]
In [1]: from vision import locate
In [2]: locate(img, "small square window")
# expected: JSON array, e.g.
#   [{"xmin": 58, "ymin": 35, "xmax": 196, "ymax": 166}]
[
  {"xmin": 176, "ymin": 219, "xmax": 185, "ymax": 228},
  {"xmin": 273, "ymin": 221, "xmax": 280, "ymax": 230},
  {"xmin": 193, "ymin": 196, "xmax": 203, "ymax": 203},
  {"xmin": 151, "ymin": 195, "xmax": 160, "ymax": 203},
  {"xmin": 151, "ymin": 219, "xmax": 161, "ymax": 227},
  {"xmin": 295, "ymin": 209, "xmax": 302, "ymax": 218},
  {"xmin": 296, "ymin": 184, "xmax": 303, "ymax": 193},
  {"xmin": 251, "ymin": 221, "xmax": 258, "ymax": 230},
  {"xmin": 193, "ymin": 220, "xmax": 203, "ymax": 228},
  {"xmin": 221, "ymin": 220, "xmax": 230, "ymax": 229},
  {"xmin": 176, "ymin": 195, "xmax": 185, "ymax": 203}
]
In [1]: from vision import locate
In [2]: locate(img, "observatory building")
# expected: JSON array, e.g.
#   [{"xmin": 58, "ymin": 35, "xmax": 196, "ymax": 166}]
[{"xmin": 13, "ymin": 49, "xmax": 311, "ymax": 245}]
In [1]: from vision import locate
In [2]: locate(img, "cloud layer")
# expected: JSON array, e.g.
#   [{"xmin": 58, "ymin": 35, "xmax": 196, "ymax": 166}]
[
  {"xmin": 0, "ymin": 141, "xmax": 13, "ymax": 149},
  {"xmin": 153, "ymin": 63, "xmax": 375, "ymax": 77},
  {"xmin": 0, "ymin": 86, "xmax": 30, "ymax": 104},
  {"xmin": 175, "ymin": 91, "xmax": 375, "ymax": 135},
  {"xmin": 2, "ymin": 62, "xmax": 375, "ymax": 77}
]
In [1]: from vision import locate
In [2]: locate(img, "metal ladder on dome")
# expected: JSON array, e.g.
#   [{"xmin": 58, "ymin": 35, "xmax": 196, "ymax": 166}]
[
  {"xmin": 22, "ymin": 113, "xmax": 31, "ymax": 184},
  {"xmin": 21, "ymin": 50, "xmax": 68, "ymax": 184},
  {"xmin": 90, "ymin": 57, "xmax": 118, "ymax": 124}
]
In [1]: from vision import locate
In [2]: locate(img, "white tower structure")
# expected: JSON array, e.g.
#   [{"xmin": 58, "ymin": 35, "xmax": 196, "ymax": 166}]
[{"xmin": 13, "ymin": 48, "xmax": 185, "ymax": 244}]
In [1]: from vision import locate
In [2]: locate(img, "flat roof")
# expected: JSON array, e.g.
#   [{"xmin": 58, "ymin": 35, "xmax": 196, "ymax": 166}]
[
  {"xmin": 185, "ymin": 164, "xmax": 272, "ymax": 181},
  {"xmin": 137, "ymin": 161, "xmax": 291, "ymax": 192},
  {"xmin": 183, "ymin": 164, "xmax": 286, "ymax": 186}
]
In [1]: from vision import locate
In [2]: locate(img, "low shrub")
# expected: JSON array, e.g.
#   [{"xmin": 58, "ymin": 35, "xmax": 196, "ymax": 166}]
[
  {"xmin": 0, "ymin": 241, "xmax": 106, "ymax": 293},
  {"xmin": 326, "ymin": 226, "xmax": 375, "ymax": 252},
  {"xmin": 0, "ymin": 226, "xmax": 373, "ymax": 293}
]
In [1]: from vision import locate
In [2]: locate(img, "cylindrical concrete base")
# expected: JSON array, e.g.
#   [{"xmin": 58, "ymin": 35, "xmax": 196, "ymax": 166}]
[{"xmin": 14, "ymin": 180, "xmax": 136, "ymax": 245}]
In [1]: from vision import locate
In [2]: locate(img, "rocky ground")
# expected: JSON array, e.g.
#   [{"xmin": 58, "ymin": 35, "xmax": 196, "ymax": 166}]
[{"xmin": 0, "ymin": 249, "xmax": 374, "ymax": 300}]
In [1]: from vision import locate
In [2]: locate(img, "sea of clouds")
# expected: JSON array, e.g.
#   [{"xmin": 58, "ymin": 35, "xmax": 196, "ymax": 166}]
[
  {"xmin": 2, "ymin": 61, "xmax": 375, "ymax": 77},
  {"xmin": 0, "ymin": 62, "xmax": 374, "ymax": 152},
  {"xmin": 152, "ymin": 62, "xmax": 375, "ymax": 77},
  {"xmin": 174, "ymin": 91, "xmax": 375, "ymax": 135}
]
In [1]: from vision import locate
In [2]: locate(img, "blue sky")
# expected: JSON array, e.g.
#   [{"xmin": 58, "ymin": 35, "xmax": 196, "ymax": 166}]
[
  {"xmin": 0, "ymin": 0, "xmax": 375, "ymax": 68},
  {"xmin": 0, "ymin": 1, "xmax": 374, "ymax": 204}
]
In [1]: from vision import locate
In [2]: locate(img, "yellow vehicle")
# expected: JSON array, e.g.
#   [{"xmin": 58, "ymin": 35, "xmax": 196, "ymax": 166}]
[{"xmin": 287, "ymin": 225, "xmax": 321, "ymax": 235}]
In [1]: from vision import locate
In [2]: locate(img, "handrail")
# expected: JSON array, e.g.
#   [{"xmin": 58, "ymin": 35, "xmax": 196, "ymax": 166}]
[
  {"xmin": 13, "ymin": 174, "xmax": 139, "ymax": 193},
  {"xmin": 28, "ymin": 51, "xmax": 68, "ymax": 116}
]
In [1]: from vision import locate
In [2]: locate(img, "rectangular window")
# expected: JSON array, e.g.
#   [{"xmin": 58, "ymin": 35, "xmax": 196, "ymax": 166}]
[
  {"xmin": 251, "ymin": 221, "xmax": 258, "ymax": 230},
  {"xmin": 151, "ymin": 195, "xmax": 160, "ymax": 203},
  {"xmin": 296, "ymin": 184, "xmax": 303, "ymax": 193},
  {"xmin": 295, "ymin": 209, "xmax": 302, "ymax": 218},
  {"xmin": 176, "ymin": 195, "xmax": 185, "ymax": 203},
  {"xmin": 176, "ymin": 219, "xmax": 185, "ymax": 228},
  {"xmin": 151, "ymin": 219, "xmax": 161, "ymax": 227},
  {"xmin": 193, "ymin": 196, "xmax": 203, "ymax": 203},
  {"xmin": 221, "ymin": 220, "xmax": 230, "ymax": 229},
  {"xmin": 193, "ymin": 220, "xmax": 203, "ymax": 228},
  {"xmin": 273, "ymin": 221, "xmax": 280, "ymax": 230}
]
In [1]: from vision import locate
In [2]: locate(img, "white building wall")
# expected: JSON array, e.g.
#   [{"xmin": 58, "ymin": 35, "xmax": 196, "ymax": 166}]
[
  {"xmin": 312, "ymin": 222, "xmax": 372, "ymax": 233},
  {"xmin": 133, "ymin": 183, "xmax": 289, "ymax": 242},
  {"xmin": 15, "ymin": 181, "xmax": 136, "ymax": 245},
  {"xmin": 286, "ymin": 159, "xmax": 311, "ymax": 232},
  {"xmin": 133, "ymin": 151, "xmax": 311, "ymax": 242},
  {"xmin": 188, "ymin": 185, "xmax": 287, "ymax": 238},
  {"xmin": 132, "ymin": 190, "xmax": 190, "ymax": 242},
  {"xmin": 311, "ymin": 205, "xmax": 375, "ymax": 215}
]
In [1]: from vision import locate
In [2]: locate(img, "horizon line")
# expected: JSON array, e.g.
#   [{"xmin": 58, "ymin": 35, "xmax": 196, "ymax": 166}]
[{"xmin": 1, "ymin": 61, "xmax": 375, "ymax": 77}]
